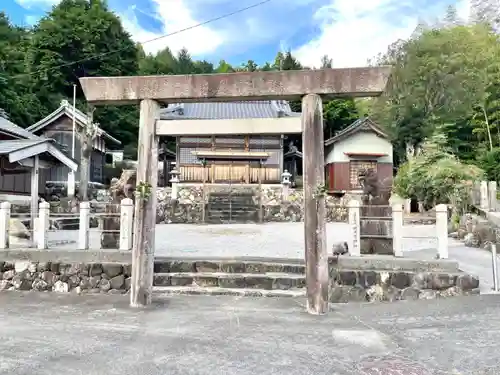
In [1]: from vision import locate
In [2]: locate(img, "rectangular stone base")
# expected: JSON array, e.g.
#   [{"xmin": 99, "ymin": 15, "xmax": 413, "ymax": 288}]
[{"xmin": 360, "ymin": 238, "xmax": 393, "ymax": 255}]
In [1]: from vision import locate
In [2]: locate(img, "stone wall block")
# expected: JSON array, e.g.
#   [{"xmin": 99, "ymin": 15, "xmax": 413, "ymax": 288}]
[
  {"xmin": 335, "ymin": 270, "xmax": 358, "ymax": 286},
  {"xmin": 36, "ymin": 262, "xmax": 51, "ymax": 272},
  {"xmin": 388, "ymin": 272, "xmax": 411, "ymax": 289},
  {"xmin": 102, "ymin": 264, "xmax": 123, "ymax": 278},
  {"xmin": 329, "ymin": 285, "xmax": 367, "ymax": 303},
  {"xmin": 123, "ymin": 264, "xmax": 132, "ymax": 277},
  {"xmin": 411, "ymin": 272, "xmax": 431, "ymax": 289},
  {"xmin": 89, "ymin": 264, "xmax": 103, "ymax": 277},
  {"xmin": 400, "ymin": 287, "xmax": 421, "ymax": 300},
  {"xmin": 429, "ymin": 274, "xmax": 457, "ymax": 290},
  {"xmin": 358, "ymin": 271, "xmax": 379, "ymax": 288},
  {"xmin": 456, "ymin": 274, "xmax": 480, "ymax": 290},
  {"xmin": 49, "ymin": 263, "xmax": 60, "ymax": 273}
]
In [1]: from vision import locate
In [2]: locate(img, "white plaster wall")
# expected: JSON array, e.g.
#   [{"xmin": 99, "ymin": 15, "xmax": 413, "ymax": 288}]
[
  {"xmin": 325, "ymin": 132, "xmax": 393, "ymax": 164},
  {"xmin": 0, "ymin": 194, "xmax": 30, "ymax": 203}
]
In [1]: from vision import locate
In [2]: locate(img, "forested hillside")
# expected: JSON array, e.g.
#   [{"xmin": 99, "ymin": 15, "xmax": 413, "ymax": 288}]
[{"xmin": 2, "ymin": 0, "xmax": 500, "ymax": 192}]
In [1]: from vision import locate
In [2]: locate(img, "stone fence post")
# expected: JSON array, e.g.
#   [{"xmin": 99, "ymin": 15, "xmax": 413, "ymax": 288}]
[
  {"xmin": 391, "ymin": 202, "xmax": 403, "ymax": 257},
  {"xmin": 435, "ymin": 204, "xmax": 448, "ymax": 259},
  {"xmin": 119, "ymin": 198, "xmax": 134, "ymax": 251},
  {"xmin": 488, "ymin": 181, "xmax": 497, "ymax": 212},
  {"xmin": 78, "ymin": 201, "xmax": 90, "ymax": 250},
  {"xmin": 0, "ymin": 202, "xmax": 11, "ymax": 249},
  {"xmin": 480, "ymin": 181, "xmax": 489, "ymax": 211},
  {"xmin": 37, "ymin": 201, "xmax": 50, "ymax": 250},
  {"xmin": 347, "ymin": 200, "xmax": 361, "ymax": 256},
  {"xmin": 404, "ymin": 199, "xmax": 411, "ymax": 214}
]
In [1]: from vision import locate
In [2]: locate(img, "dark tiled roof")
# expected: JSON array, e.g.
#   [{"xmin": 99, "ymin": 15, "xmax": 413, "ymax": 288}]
[
  {"xmin": 27, "ymin": 100, "xmax": 121, "ymax": 145},
  {"xmin": 0, "ymin": 139, "xmax": 46, "ymax": 154},
  {"xmin": 0, "ymin": 116, "xmax": 39, "ymax": 140},
  {"xmin": 159, "ymin": 100, "xmax": 300, "ymax": 120},
  {"xmin": 324, "ymin": 117, "xmax": 388, "ymax": 146}
]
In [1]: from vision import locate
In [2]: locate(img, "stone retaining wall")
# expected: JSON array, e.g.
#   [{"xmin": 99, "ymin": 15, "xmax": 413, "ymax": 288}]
[
  {"xmin": 451, "ymin": 213, "xmax": 500, "ymax": 250},
  {"xmin": 0, "ymin": 261, "xmax": 130, "ymax": 294},
  {"xmin": 330, "ymin": 269, "xmax": 479, "ymax": 302},
  {"xmin": 156, "ymin": 185, "xmax": 351, "ymax": 224},
  {"xmin": 0, "ymin": 252, "xmax": 480, "ymax": 303}
]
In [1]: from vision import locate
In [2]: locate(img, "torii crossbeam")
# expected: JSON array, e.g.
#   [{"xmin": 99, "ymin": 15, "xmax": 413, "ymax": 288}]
[{"xmin": 80, "ymin": 67, "xmax": 391, "ymax": 315}]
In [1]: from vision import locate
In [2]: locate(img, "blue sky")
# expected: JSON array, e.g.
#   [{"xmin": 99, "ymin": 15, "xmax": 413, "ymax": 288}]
[{"xmin": 4, "ymin": 0, "xmax": 472, "ymax": 68}]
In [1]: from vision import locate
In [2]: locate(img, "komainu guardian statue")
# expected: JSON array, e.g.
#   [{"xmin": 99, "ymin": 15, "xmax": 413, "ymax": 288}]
[{"xmin": 101, "ymin": 170, "xmax": 137, "ymax": 249}]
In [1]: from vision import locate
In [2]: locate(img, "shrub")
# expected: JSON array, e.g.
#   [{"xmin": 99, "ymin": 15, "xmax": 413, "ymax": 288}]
[
  {"xmin": 393, "ymin": 138, "xmax": 484, "ymax": 213},
  {"xmin": 477, "ymin": 147, "xmax": 500, "ymax": 183}
]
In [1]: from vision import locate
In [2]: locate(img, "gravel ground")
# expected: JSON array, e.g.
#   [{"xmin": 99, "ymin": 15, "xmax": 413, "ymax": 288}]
[{"xmin": 33, "ymin": 222, "xmax": 439, "ymax": 258}]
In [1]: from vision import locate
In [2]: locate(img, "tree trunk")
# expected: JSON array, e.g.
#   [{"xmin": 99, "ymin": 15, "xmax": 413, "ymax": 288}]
[
  {"xmin": 79, "ymin": 149, "xmax": 91, "ymax": 201},
  {"xmin": 481, "ymin": 105, "xmax": 493, "ymax": 151},
  {"xmin": 78, "ymin": 109, "xmax": 96, "ymax": 201}
]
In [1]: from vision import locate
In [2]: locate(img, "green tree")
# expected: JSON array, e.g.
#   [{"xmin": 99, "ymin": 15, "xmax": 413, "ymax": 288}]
[
  {"xmin": 323, "ymin": 99, "xmax": 359, "ymax": 139},
  {"xmin": 372, "ymin": 24, "xmax": 500, "ymax": 164},
  {"xmin": 29, "ymin": 0, "xmax": 138, "ymax": 99},
  {"xmin": 273, "ymin": 51, "xmax": 302, "ymax": 71},
  {"xmin": 320, "ymin": 55, "xmax": 333, "ymax": 68},
  {"xmin": 27, "ymin": 0, "xmax": 140, "ymax": 151},
  {"xmin": 215, "ymin": 59, "xmax": 234, "ymax": 73},
  {"xmin": 0, "ymin": 12, "xmax": 43, "ymax": 127}
]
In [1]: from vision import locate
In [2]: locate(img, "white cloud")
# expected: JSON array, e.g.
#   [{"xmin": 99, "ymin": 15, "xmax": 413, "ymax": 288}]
[
  {"xmin": 294, "ymin": 0, "xmax": 418, "ymax": 68},
  {"xmin": 120, "ymin": 0, "xmax": 225, "ymax": 56},
  {"xmin": 15, "ymin": 0, "xmax": 59, "ymax": 9},
  {"xmin": 456, "ymin": 0, "xmax": 472, "ymax": 20}
]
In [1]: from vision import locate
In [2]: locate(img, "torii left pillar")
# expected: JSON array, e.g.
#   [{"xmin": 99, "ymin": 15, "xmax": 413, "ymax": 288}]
[{"xmin": 130, "ymin": 99, "xmax": 159, "ymax": 307}]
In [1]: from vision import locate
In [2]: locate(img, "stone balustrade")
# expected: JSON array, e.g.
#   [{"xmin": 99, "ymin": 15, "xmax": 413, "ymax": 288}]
[
  {"xmin": 0, "ymin": 197, "xmax": 451, "ymax": 259},
  {"xmin": 0, "ymin": 199, "xmax": 134, "ymax": 251}
]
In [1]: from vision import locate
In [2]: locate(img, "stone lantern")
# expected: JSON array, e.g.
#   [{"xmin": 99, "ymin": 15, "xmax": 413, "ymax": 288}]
[
  {"xmin": 169, "ymin": 168, "xmax": 181, "ymax": 200},
  {"xmin": 281, "ymin": 170, "xmax": 292, "ymax": 200},
  {"xmin": 281, "ymin": 170, "xmax": 292, "ymax": 185}
]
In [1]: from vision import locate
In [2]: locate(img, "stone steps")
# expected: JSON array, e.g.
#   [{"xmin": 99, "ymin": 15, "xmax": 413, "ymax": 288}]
[
  {"xmin": 153, "ymin": 286, "xmax": 306, "ymax": 297},
  {"xmin": 206, "ymin": 211, "xmax": 259, "ymax": 224},
  {"xmin": 152, "ymin": 258, "xmax": 306, "ymax": 296},
  {"xmin": 149, "ymin": 256, "xmax": 477, "ymax": 301},
  {"xmin": 153, "ymin": 272, "xmax": 306, "ymax": 290},
  {"xmin": 206, "ymin": 192, "xmax": 259, "ymax": 224},
  {"xmin": 153, "ymin": 258, "xmax": 306, "ymax": 274}
]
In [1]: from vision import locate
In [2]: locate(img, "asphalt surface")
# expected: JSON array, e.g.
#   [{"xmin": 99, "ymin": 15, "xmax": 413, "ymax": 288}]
[{"xmin": 1, "ymin": 292, "xmax": 500, "ymax": 375}]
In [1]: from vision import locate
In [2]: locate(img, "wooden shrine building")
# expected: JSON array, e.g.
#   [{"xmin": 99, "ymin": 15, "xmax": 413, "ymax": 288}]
[
  {"xmin": 159, "ymin": 101, "xmax": 301, "ymax": 184},
  {"xmin": 0, "ymin": 115, "xmax": 77, "ymax": 206},
  {"xmin": 27, "ymin": 100, "xmax": 121, "ymax": 185}
]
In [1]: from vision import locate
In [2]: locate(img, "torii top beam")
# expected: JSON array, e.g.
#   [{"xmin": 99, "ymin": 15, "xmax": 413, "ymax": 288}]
[{"xmin": 79, "ymin": 67, "xmax": 392, "ymax": 105}]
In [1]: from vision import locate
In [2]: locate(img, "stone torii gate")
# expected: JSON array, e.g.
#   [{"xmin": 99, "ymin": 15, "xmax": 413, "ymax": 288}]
[{"xmin": 80, "ymin": 67, "xmax": 391, "ymax": 314}]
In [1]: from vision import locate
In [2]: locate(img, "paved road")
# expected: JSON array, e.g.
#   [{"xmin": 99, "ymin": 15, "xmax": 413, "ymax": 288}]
[{"xmin": 0, "ymin": 292, "xmax": 499, "ymax": 374}]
